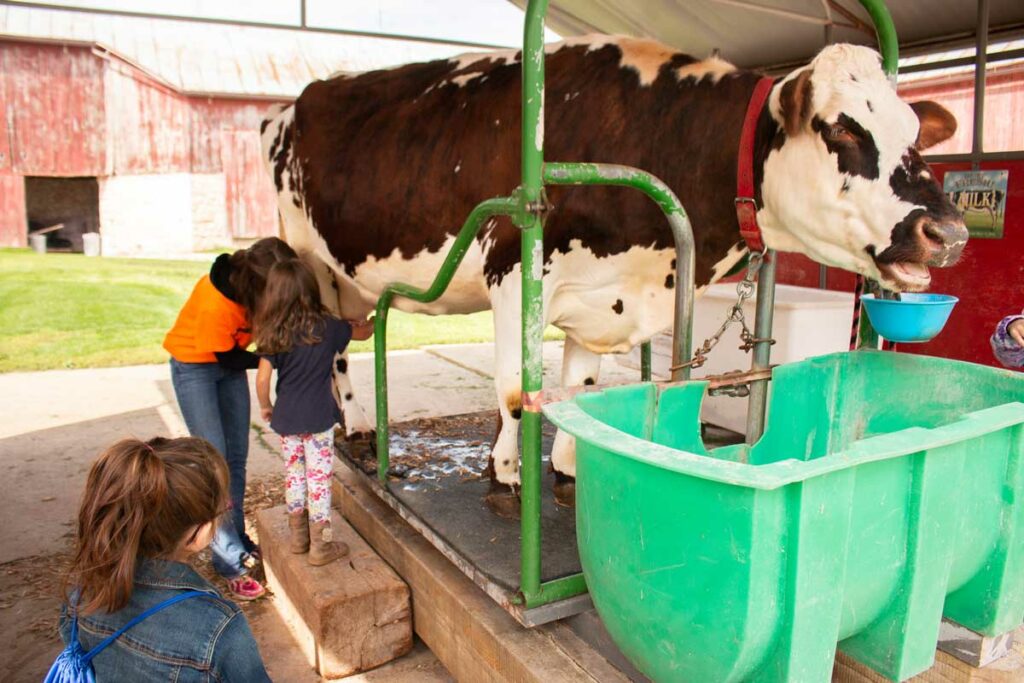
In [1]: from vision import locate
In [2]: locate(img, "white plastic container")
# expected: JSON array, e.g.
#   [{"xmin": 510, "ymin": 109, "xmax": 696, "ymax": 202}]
[
  {"xmin": 619, "ymin": 283, "xmax": 854, "ymax": 433},
  {"xmin": 82, "ymin": 232, "xmax": 101, "ymax": 257}
]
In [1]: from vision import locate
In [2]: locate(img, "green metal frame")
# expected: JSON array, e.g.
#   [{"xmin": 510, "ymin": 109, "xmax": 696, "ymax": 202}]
[{"xmin": 370, "ymin": 0, "xmax": 902, "ymax": 612}]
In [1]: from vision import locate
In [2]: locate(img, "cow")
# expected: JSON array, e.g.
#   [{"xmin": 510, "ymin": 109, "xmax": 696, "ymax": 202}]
[{"xmin": 261, "ymin": 36, "xmax": 966, "ymax": 517}]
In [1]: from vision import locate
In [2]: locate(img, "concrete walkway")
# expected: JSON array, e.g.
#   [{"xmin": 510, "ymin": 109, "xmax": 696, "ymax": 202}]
[{"xmin": 0, "ymin": 341, "xmax": 639, "ymax": 682}]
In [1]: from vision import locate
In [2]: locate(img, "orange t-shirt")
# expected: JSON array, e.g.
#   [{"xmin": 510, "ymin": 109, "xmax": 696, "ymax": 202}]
[{"xmin": 163, "ymin": 275, "xmax": 253, "ymax": 363}]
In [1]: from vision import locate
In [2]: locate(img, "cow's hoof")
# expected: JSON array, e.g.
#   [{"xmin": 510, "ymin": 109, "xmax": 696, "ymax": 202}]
[
  {"xmin": 553, "ymin": 472, "xmax": 576, "ymax": 509},
  {"xmin": 345, "ymin": 430, "xmax": 377, "ymax": 459},
  {"xmin": 485, "ymin": 484, "xmax": 521, "ymax": 519}
]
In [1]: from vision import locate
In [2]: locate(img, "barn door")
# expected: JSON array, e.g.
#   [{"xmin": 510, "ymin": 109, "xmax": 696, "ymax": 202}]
[{"xmin": 219, "ymin": 130, "xmax": 279, "ymax": 239}]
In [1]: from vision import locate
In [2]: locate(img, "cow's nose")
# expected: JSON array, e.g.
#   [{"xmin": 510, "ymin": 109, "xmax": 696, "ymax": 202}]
[{"xmin": 916, "ymin": 218, "xmax": 967, "ymax": 265}]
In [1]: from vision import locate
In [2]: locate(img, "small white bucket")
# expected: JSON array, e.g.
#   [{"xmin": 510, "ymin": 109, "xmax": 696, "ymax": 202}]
[
  {"xmin": 29, "ymin": 234, "xmax": 47, "ymax": 254},
  {"xmin": 82, "ymin": 232, "xmax": 101, "ymax": 257}
]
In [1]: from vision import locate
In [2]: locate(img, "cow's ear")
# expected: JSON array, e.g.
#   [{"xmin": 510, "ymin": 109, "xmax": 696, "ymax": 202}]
[
  {"xmin": 910, "ymin": 100, "xmax": 957, "ymax": 150},
  {"xmin": 779, "ymin": 68, "xmax": 814, "ymax": 136}
]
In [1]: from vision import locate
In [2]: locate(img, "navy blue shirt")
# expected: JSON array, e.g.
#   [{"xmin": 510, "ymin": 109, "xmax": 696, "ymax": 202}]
[{"xmin": 265, "ymin": 317, "xmax": 352, "ymax": 435}]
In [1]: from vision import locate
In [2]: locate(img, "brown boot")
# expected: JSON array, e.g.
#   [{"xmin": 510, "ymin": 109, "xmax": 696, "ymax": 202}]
[
  {"xmin": 308, "ymin": 519, "xmax": 348, "ymax": 566},
  {"xmin": 288, "ymin": 510, "xmax": 310, "ymax": 554}
]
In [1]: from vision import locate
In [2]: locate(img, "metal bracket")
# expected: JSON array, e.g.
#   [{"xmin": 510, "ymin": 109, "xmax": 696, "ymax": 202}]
[{"xmin": 511, "ymin": 186, "xmax": 553, "ymax": 229}]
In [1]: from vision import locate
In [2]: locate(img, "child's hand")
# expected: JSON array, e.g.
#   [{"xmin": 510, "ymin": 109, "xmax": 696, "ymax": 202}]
[
  {"xmin": 349, "ymin": 316, "xmax": 375, "ymax": 341},
  {"xmin": 1010, "ymin": 320, "xmax": 1024, "ymax": 347},
  {"xmin": 260, "ymin": 404, "xmax": 273, "ymax": 422}
]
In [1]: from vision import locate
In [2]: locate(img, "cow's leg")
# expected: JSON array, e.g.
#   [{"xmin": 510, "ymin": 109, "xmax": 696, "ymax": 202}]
[
  {"xmin": 487, "ymin": 278, "xmax": 524, "ymax": 519},
  {"xmin": 550, "ymin": 337, "xmax": 601, "ymax": 508}
]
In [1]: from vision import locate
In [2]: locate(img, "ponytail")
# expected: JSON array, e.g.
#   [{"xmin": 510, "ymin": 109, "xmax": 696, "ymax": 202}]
[{"xmin": 63, "ymin": 437, "xmax": 228, "ymax": 614}]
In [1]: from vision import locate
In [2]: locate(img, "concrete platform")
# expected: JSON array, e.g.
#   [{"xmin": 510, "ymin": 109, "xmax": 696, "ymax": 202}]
[{"xmin": 256, "ymin": 505, "xmax": 413, "ymax": 679}]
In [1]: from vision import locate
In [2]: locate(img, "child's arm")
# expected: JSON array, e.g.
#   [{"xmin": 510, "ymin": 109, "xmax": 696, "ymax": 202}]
[
  {"xmin": 349, "ymin": 316, "xmax": 375, "ymax": 342},
  {"xmin": 991, "ymin": 313, "xmax": 1024, "ymax": 368},
  {"xmin": 256, "ymin": 358, "xmax": 274, "ymax": 422}
]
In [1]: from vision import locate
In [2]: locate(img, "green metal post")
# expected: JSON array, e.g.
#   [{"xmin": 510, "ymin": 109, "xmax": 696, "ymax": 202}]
[
  {"xmin": 517, "ymin": 0, "xmax": 549, "ymax": 605},
  {"xmin": 855, "ymin": 0, "xmax": 899, "ymax": 348},
  {"xmin": 858, "ymin": 0, "xmax": 899, "ymax": 77},
  {"xmin": 374, "ymin": 197, "xmax": 517, "ymax": 482},
  {"xmin": 640, "ymin": 342, "xmax": 652, "ymax": 382}
]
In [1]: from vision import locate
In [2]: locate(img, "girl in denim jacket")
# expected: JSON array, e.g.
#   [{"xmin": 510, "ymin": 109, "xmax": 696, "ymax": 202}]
[
  {"xmin": 991, "ymin": 312, "xmax": 1024, "ymax": 368},
  {"xmin": 59, "ymin": 437, "xmax": 270, "ymax": 681}
]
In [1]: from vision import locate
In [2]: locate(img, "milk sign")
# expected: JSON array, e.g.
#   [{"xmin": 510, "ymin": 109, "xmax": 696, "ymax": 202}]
[{"xmin": 943, "ymin": 170, "xmax": 1009, "ymax": 238}]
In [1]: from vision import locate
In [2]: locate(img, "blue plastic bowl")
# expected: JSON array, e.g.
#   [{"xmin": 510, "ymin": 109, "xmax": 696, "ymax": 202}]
[{"xmin": 860, "ymin": 293, "xmax": 959, "ymax": 343}]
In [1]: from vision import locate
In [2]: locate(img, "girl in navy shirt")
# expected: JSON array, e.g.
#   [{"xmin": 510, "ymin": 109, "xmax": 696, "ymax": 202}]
[{"xmin": 253, "ymin": 259, "xmax": 373, "ymax": 565}]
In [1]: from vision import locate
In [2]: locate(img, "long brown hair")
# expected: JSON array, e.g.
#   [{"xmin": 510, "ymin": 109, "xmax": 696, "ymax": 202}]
[
  {"xmin": 253, "ymin": 258, "xmax": 330, "ymax": 354},
  {"xmin": 228, "ymin": 237, "xmax": 298, "ymax": 314},
  {"xmin": 63, "ymin": 437, "xmax": 229, "ymax": 614}
]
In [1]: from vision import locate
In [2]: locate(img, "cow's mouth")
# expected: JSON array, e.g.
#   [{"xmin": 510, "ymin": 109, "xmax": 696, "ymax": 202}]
[{"xmin": 874, "ymin": 260, "xmax": 931, "ymax": 292}]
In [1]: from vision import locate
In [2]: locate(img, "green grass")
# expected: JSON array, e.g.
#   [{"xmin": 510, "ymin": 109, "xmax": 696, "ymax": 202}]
[{"xmin": 0, "ymin": 249, "xmax": 561, "ymax": 373}]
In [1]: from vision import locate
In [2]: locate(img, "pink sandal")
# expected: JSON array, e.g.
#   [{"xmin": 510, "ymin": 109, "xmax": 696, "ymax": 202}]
[{"xmin": 225, "ymin": 575, "xmax": 266, "ymax": 601}]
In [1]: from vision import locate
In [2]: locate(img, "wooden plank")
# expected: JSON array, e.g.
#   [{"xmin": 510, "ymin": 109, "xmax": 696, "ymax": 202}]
[
  {"xmin": 332, "ymin": 458, "xmax": 621, "ymax": 682},
  {"xmin": 833, "ymin": 646, "xmax": 1024, "ymax": 683}
]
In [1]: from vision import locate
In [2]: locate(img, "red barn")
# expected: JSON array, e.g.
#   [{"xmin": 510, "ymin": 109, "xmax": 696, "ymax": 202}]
[{"xmin": 0, "ymin": 6, "xmax": 471, "ymax": 254}]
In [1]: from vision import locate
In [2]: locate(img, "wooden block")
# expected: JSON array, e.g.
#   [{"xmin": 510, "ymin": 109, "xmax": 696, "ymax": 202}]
[
  {"xmin": 256, "ymin": 505, "xmax": 413, "ymax": 679},
  {"xmin": 937, "ymin": 621, "xmax": 1016, "ymax": 668},
  {"xmin": 332, "ymin": 458, "xmax": 629, "ymax": 683}
]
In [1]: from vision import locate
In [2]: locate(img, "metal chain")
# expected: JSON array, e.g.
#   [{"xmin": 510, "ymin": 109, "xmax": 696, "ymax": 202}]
[{"xmin": 672, "ymin": 249, "xmax": 776, "ymax": 373}]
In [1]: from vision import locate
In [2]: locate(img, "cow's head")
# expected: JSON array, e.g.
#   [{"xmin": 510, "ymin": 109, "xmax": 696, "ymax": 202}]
[{"xmin": 759, "ymin": 44, "xmax": 966, "ymax": 291}]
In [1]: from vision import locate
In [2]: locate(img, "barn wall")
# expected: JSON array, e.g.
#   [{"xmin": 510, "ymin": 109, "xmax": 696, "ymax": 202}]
[
  {"xmin": 103, "ymin": 61, "xmax": 191, "ymax": 174},
  {"xmin": 0, "ymin": 41, "xmax": 107, "ymax": 175},
  {"xmin": 190, "ymin": 173, "xmax": 230, "ymax": 250},
  {"xmin": 899, "ymin": 67, "xmax": 1024, "ymax": 156},
  {"xmin": 98, "ymin": 174, "xmax": 194, "ymax": 256},
  {"xmin": 189, "ymin": 98, "xmax": 286, "ymax": 239},
  {"xmin": 0, "ymin": 174, "xmax": 26, "ymax": 247}
]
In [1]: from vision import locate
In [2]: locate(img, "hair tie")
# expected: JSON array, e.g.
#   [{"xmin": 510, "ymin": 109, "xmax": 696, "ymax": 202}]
[{"xmin": 142, "ymin": 441, "xmax": 155, "ymax": 454}]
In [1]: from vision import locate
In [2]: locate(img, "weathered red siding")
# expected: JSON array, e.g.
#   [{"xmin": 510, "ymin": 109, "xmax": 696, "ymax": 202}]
[
  {"xmin": 0, "ymin": 41, "xmax": 106, "ymax": 175},
  {"xmin": 190, "ymin": 98, "xmax": 286, "ymax": 238},
  {"xmin": 104, "ymin": 62, "xmax": 192, "ymax": 174},
  {"xmin": 0, "ymin": 173, "xmax": 26, "ymax": 246}
]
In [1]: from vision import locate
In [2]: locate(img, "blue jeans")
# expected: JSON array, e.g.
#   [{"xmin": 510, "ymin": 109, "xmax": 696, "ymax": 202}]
[{"xmin": 170, "ymin": 359, "xmax": 254, "ymax": 578}]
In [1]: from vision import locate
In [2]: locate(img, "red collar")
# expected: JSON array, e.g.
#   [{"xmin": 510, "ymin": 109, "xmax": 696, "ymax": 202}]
[{"xmin": 735, "ymin": 77, "xmax": 776, "ymax": 253}]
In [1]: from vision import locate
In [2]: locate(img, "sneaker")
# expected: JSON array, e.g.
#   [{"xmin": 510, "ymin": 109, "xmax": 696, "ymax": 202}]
[{"xmin": 226, "ymin": 575, "xmax": 266, "ymax": 601}]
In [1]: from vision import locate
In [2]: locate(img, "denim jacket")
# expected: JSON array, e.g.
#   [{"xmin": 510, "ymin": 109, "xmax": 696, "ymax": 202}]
[{"xmin": 60, "ymin": 559, "xmax": 270, "ymax": 682}]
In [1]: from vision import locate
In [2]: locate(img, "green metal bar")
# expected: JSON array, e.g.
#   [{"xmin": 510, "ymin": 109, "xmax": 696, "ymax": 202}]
[
  {"xmin": 519, "ymin": 573, "xmax": 588, "ymax": 609},
  {"xmin": 855, "ymin": 0, "xmax": 899, "ymax": 348},
  {"xmin": 640, "ymin": 341, "xmax": 652, "ymax": 382},
  {"xmin": 518, "ymin": 0, "xmax": 550, "ymax": 605},
  {"xmin": 373, "ymin": 196, "xmax": 517, "ymax": 482},
  {"xmin": 544, "ymin": 162, "xmax": 695, "ymax": 381},
  {"xmin": 857, "ymin": 0, "xmax": 898, "ymax": 77}
]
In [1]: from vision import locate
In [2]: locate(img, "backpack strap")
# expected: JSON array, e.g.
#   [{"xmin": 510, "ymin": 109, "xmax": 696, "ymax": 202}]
[{"xmin": 79, "ymin": 590, "xmax": 225, "ymax": 664}]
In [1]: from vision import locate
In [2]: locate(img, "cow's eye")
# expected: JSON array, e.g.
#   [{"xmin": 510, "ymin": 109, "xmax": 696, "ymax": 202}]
[{"xmin": 825, "ymin": 123, "xmax": 856, "ymax": 144}]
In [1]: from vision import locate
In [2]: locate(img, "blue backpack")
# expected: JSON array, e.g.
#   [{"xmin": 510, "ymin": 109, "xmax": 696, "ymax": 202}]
[{"xmin": 45, "ymin": 591, "xmax": 215, "ymax": 683}]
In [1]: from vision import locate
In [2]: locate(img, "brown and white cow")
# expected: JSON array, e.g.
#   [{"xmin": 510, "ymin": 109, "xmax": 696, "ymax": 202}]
[{"xmin": 261, "ymin": 36, "xmax": 965, "ymax": 513}]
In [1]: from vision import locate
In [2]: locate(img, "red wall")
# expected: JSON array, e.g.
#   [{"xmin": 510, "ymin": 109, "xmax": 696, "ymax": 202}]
[{"xmin": 775, "ymin": 160, "xmax": 1024, "ymax": 368}]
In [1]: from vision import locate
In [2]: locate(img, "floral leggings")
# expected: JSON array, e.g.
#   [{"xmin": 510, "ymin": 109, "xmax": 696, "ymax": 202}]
[{"xmin": 281, "ymin": 428, "xmax": 334, "ymax": 524}]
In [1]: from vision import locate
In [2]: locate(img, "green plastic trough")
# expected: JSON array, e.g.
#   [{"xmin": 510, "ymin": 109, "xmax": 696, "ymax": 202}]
[{"xmin": 544, "ymin": 351, "xmax": 1024, "ymax": 682}]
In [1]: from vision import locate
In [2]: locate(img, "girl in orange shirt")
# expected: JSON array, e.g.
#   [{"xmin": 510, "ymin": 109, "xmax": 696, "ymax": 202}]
[{"xmin": 164, "ymin": 237, "xmax": 295, "ymax": 600}]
